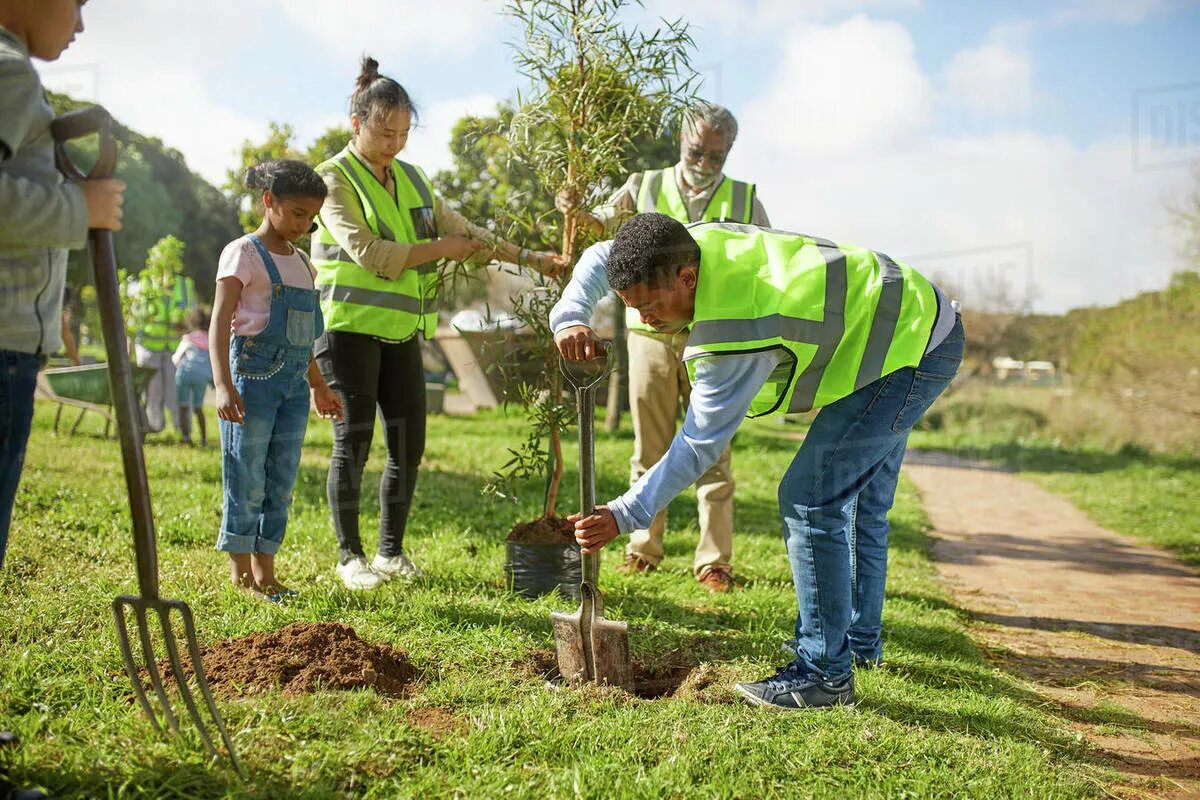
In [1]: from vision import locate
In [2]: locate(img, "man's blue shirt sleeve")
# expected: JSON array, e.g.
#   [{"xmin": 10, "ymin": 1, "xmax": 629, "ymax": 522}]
[
  {"xmin": 607, "ymin": 350, "xmax": 782, "ymax": 534},
  {"xmin": 550, "ymin": 240, "xmax": 613, "ymax": 333}
]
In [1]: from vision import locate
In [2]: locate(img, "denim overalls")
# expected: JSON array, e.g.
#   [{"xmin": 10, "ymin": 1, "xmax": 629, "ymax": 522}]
[{"xmin": 217, "ymin": 235, "xmax": 324, "ymax": 555}]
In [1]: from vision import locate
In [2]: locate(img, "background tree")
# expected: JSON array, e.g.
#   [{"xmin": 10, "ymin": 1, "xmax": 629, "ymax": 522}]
[
  {"xmin": 224, "ymin": 123, "xmax": 353, "ymax": 233},
  {"xmin": 481, "ymin": 0, "xmax": 697, "ymax": 521},
  {"xmin": 46, "ymin": 92, "xmax": 240, "ymax": 350}
]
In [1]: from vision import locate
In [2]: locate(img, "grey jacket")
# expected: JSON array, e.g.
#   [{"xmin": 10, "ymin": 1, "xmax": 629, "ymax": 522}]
[{"xmin": 0, "ymin": 25, "xmax": 87, "ymax": 355}]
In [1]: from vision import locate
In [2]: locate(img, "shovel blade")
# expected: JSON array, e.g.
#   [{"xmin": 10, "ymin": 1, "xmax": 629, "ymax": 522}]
[{"xmin": 550, "ymin": 607, "xmax": 631, "ymax": 688}]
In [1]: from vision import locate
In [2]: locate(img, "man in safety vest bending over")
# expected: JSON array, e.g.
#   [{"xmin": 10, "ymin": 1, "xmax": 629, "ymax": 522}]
[
  {"xmin": 558, "ymin": 102, "xmax": 769, "ymax": 593},
  {"xmin": 551, "ymin": 213, "xmax": 963, "ymax": 709}
]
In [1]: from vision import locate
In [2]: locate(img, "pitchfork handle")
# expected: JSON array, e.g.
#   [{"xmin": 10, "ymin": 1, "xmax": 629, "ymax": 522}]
[{"xmin": 54, "ymin": 107, "xmax": 161, "ymax": 600}]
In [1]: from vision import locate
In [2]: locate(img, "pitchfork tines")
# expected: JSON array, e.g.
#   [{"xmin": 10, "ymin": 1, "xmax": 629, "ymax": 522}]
[{"xmin": 113, "ymin": 596, "xmax": 242, "ymax": 775}]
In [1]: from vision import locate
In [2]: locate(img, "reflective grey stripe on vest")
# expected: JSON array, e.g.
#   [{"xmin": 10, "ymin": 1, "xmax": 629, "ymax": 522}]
[
  {"xmin": 854, "ymin": 252, "xmax": 904, "ymax": 389},
  {"xmin": 312, "ymin": 240, "xmax": 354, "ymax": 264},
  {"xmin": 336, "ymin": 156, "xmax": 397, "ymax": 242},
  {"xmin": 396, "ymin": 160, "xmax": 434, "ymax": 207},
  {"xmin": 640, "ymin": 169, "xmax": 664, "ymax": 213},
  {"xmin": 685, "ymin": 229, "xmax": 848, "ymax": 413},
  {"xmin": 319, "ymin": 284, "xmax": 438, "ymax": 315},
  {"xmin": 313, "ymin": 239, "xmax": 437, "ymax": 275},
  {"xmin": 728, "ymin": 181, "xmax": 748, "ymax": 222}
]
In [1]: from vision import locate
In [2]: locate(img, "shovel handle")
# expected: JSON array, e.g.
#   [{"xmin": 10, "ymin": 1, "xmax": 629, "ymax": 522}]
[
  {"xmin": 576, "ymin": 383, "xmax": 601, "ymax": 588},
  {"xmin": 54, "ymin": 106, "xmax": 160, "ymax": 600}
]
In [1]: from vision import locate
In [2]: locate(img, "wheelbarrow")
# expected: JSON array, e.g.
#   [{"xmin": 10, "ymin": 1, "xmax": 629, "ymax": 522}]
[{"xmin": 40, "ymin": 362, "xmax": 155, "ymax": 437}]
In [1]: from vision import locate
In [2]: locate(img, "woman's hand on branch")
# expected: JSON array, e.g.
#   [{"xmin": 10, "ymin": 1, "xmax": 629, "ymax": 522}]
[
  {"xmin": 440, "ymin": 235, "xmax": 486, "ymax": 263},
  {"xmin": 530, "ymin": 250, "xmax": 568, "ymax": 277}
]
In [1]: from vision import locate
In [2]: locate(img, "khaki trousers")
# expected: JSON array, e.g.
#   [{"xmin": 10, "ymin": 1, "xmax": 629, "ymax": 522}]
[{"xmin": 626, "ymin": 330, "xmax": 734, "ymax": 576}]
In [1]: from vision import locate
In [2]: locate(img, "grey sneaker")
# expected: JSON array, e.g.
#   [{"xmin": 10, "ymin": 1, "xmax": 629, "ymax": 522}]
[
  {"xmin": 336, "ymin": 556, "xmax": 383, "ymax": 591},
  {"xmin": 371, "ymin": 552, "xmax": 425, "ymax": 581},
  {"xmin": 735, "ymin": 662, "xmax": 855, "ymax": 710}
]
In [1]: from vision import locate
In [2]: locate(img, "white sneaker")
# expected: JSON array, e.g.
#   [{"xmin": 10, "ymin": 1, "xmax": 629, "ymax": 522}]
[
  {"xmin": 371, "ymin": 552, "xmax": 425, "ymax": 581},
  {"xmin": 336, "ymin": 556, "xmax": 383, "ymax": 590}
]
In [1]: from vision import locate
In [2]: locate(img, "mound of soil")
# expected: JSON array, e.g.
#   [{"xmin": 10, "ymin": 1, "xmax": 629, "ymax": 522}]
[
  {"xmin": 506, "ymin": 515, "xmax": 575, "ymax": 545},
  {"xmin": 155, "ymin": 621, "xmax": 418, "ymax": 699},
  {"xmin": 408, "ymin": 707, "xmax": 469, "ymax": 738}
]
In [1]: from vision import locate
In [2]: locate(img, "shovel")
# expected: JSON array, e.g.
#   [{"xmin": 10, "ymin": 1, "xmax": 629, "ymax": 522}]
[
  {"xmin": 52, "ymin": 107, "xmax": 242, "ymax": 775},
  {"xmin": 550, "ymin": 354, "xmax": 631, "ymax": 688}
]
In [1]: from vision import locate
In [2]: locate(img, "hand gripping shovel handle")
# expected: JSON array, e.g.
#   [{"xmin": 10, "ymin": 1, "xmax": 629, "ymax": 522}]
[{"xmin": 53, "ymin": 107, "xmax": 160, "ymax": 600}]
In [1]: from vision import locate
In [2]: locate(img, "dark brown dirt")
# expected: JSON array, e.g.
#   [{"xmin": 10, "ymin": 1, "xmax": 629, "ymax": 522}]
[
  {"xmin": 506, "ymin": 515, "xmax": 575, "ymax": 545},
  {"xmin": 152, "ymin": 621, "xmax": 419, "ymax": 699},
  {"xmin": 516, "ymin": 647, "xmax": 731, "ymax": 701}
]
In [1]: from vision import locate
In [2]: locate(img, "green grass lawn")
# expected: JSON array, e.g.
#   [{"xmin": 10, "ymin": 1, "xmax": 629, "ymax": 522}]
[
  {"xmin": 0, "ymin": 401, "xmax": 1112, "ymax": 798},
  {"xmin": 907, "ymin": 386, "xmax": 1200, "ymax": 568}
]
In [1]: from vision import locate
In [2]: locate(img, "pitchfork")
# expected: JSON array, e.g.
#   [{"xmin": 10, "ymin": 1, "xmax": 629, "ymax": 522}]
[{"xmin": 52, "ymin": 107, "xmax": 243, "ymax": 775}]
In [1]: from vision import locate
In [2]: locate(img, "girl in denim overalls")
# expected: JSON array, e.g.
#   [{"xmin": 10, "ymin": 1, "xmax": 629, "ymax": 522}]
[{"xmin": 210, "ymin": 160, "xmax": 343, "ymax": 600}]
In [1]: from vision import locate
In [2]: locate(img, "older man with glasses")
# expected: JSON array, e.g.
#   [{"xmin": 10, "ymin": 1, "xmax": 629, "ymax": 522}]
[{"xmin": 555, "ymin": 102, "xmax": 770, "ymax": 592}]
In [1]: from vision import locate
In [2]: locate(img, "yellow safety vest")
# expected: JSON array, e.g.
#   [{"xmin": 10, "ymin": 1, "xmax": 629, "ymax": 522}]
[
  {"xmin": 311, "ymin": 146, "xmax": 440, "ymax": 340},
  {"xmin": 682, "ymin": 222, "xmax": 940, "ymax": 415}
]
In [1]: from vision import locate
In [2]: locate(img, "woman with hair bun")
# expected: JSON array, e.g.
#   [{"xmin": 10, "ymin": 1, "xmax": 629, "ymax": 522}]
[
  {"xmin": 211, "ymin": 159, "xmax": 343, "ymax": 601},
  {"xmin": 314, "ymin": 56, "xmax": 564, "ymax": 591}
]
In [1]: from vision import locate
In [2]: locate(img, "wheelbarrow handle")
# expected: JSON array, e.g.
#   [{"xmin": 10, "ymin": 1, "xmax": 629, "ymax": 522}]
[{"xmin": 54, "ymin": 106, "xmax": 161, "ymax": 600}]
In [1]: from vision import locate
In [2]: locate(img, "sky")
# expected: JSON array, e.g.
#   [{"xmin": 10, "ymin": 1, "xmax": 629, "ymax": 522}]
[{"xmin": 37, "ymin": 0, "xmax": 1200, "ymax": 313}]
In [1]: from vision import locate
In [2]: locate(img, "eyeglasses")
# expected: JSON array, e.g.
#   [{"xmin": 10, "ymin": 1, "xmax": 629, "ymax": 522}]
[{"xmin": 685, "ymin": 146, "xmax": 728, "ymax": 165}]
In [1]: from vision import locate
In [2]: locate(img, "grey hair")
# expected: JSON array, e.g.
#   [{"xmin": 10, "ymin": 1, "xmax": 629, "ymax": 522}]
[{"xmin": 683, "ymin": 101, "xmax": 738, "ymax": 144}]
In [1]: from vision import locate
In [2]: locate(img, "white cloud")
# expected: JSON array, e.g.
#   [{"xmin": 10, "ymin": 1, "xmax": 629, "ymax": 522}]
[
  {"xmin": 742, "ymin": 15, "xmax": 931, "ymax": 154},
  {"xmin": 272, "ymin": 0, "xmax": 507, "ymax": 61},
  {"xmin": 943, "ymin": 36, "xmax": 1034, "ymax": 117},
  {"xmin": 732, "ymin": 15, "xmax": 1190, "ymax": 312}
]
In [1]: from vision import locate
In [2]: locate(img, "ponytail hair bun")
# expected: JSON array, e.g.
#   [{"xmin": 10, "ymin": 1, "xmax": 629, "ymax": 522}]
[
  {"xmin": 242, "ymin": 159, "xmax": 328, "ymax": 202},
  {"xmin": 350, "ymin": 54, "xmax": 418, "ymax": 126}
]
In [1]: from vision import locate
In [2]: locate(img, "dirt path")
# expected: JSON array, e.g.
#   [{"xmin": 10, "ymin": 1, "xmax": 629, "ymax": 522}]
[{"xmin": 904, "ymin": 451, "xmax": 1200, "ymax": 799}]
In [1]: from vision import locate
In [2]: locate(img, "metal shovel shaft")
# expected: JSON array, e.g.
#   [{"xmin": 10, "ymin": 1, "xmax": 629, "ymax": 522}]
[{"xmin": 551, "ymin": 364, "xmax": 631, "ymax": 688}]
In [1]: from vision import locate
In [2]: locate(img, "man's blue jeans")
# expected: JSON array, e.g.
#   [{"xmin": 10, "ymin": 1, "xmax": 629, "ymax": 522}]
[
  {"xmin": 218, "ymin": 356, "xmax": 311, "ymax": 555},
  {"xmin": 778, "ymin": 317, "xmax": 963, "ymax": 679},
  {"xmin": 0, "ymin": 350, "xmax": 40, "ymax": 568}
]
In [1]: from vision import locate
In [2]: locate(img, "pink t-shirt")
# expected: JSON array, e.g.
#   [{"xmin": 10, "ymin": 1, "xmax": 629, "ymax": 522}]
[{"xmin": 216, "ymin": 235, "xmax": 317, "ymax": 336}]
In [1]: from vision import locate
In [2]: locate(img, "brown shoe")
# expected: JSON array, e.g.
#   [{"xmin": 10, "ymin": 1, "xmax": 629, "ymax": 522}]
[
  {"xmin": 615, "ymin": 554, "xmax": 657, "ymax": 575},
  {"xmin": 697, "ymin": 566, "xmax": 735, "ymax": 593}
]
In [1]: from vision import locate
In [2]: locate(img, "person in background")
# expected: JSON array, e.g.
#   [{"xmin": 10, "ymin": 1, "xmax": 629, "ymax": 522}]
[
  {"xmin": 211, "ymin": 160, "xmax": 343, "ymax": 601},
  {"xmin": 133, "ymin": 260, "xmax": 196, "ymax": 436},
  {"xmin": 313, "ymin": 56, "xmax": 567, "ymax": 590},
  {"xmin": 60, "ymin": 286, "xmax": 81, "ymax": 365},
  {"xmin": 555, "ymin": 102, "xmax": 769, "ymax": 592},
  {"xmin": 173, "ymin": 305, "xmax": 213, "ymax": 446}
]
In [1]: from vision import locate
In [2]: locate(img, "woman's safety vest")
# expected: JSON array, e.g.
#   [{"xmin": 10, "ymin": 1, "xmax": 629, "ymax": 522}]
[
  {"xmin": 682, "ymin": 222, "xmax": 940, "ymax": 416},
  {"xmin": 311, "ymin": 147, "xmax": 440, "ymax": 341},
  {"xmin": 626, "ymin": 165, "xmax": 755, "ymax": 333}
]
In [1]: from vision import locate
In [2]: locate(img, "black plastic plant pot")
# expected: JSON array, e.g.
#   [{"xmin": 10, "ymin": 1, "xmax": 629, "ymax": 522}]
[{"xmin": 504, "ymin": 541, "xmax": 582, "ymax": 600}]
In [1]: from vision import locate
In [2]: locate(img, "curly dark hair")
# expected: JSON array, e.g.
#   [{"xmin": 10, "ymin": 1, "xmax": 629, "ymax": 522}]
[
  {"xmin": 352, "ymin": 56, "xmax": 419, "ymax": 125},
  {"xmin": 605, "ymin": 212, "xmax": 700, "ymax": 290},
  {"xmin": 243, "ymin": 159, "xmax": 327, "ymax": 201}
]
